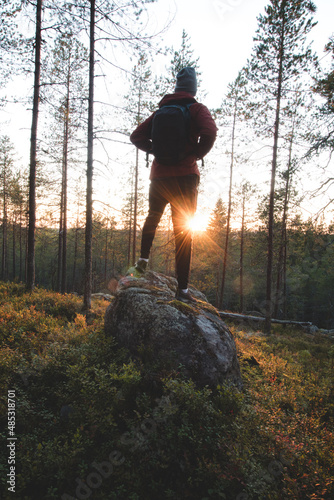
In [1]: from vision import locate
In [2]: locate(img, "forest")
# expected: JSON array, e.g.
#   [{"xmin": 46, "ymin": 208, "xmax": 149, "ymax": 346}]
[
  {"xmin": 0, "ymin": 0, "xmax": 333, "ymax": 332},
  {"xmin": 1, "ymin": 2, "xmax": 334, "ymax": 499}
]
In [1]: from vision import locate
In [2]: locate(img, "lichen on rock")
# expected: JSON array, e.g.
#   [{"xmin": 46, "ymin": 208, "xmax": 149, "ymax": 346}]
[{"xmin": 104, "ymin": 271, "xmax": 242, "ymax": 389}]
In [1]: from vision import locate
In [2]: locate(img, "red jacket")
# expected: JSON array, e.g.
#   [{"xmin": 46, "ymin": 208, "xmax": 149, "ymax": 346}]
[{"xmin": 130, "ymin": 92, "xmax": 218, "ymax": 180}]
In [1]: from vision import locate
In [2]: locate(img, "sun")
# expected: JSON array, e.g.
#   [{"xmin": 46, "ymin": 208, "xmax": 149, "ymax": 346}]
[{"xmin": 188, "ymin": 213, "xmax": 209, "ymax": 232}]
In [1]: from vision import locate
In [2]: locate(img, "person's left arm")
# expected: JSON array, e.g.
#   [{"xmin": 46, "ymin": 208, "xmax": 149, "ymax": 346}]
[{"xmin": 192, "ymin": 104, "xmax": 218, "ymax": 159}]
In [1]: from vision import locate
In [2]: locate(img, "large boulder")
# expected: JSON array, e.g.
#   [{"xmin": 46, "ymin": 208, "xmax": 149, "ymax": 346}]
[{"xmin": 104, "ymin": 271, "xmax": 242, "ymax": 389}]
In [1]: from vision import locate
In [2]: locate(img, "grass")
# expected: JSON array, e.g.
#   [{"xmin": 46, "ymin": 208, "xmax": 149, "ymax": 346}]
[
  {"xmin": 234, "ymin": 326, "xmax": 334, "ymax": 499},
  {"xmin": 0, "ymin": 282, "xmax": 333, "ymax": 499}
]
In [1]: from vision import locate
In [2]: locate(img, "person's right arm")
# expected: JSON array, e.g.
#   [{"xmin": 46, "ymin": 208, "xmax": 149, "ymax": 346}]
[{"xmin": 130, "ymin": 115, "xmax": 154, "ymax": 153}]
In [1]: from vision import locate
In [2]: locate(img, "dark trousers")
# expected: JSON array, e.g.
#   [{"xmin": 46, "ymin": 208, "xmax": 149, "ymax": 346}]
[{"xmin": 140, "ymin": 175, "xmax": 199, "ymax": 290}]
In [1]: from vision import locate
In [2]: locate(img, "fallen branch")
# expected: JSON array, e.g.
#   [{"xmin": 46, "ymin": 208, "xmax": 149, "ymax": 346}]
[
  {"xmin": 219, "ymin": 312, "xmax": 334, "ymax": 338},
  {"xmin": 218, "ymin": 311, "xmax": 313, "ymax": 330}
]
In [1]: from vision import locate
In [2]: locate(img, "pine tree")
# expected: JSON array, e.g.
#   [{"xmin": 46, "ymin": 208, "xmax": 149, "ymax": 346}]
[
  {"xmin": 82, "ymin": 0, "xmax": 162, "ymax": 309},
  {"xmin": 246, "ymin": 0, "xmax": 317, "ymax": 332},
  {"xmin": 169, "ymin": 30, "xmax": 201, "ymax": 81},
  {"xmin": 235, "ymin": 181, "xmax": 258, "ymax": 313},
  {"xmin": 0, "ymin": 136, "xmax": 15, "ymax": 280},
  {"xmin": 309, "ymin": 36, "xmax": 334, "ymax": 214},
  {"xmin": 84, "ymin": 0, "xmax": 95, "ymax": 311},
  {"xmin": 0, "ymin": 0, "xmax": 26, "ymax": 94},
  {"xmin": 273, "ymin": 89, "xmax": 306, "ymax": 318},
  {"xmin": 216, "ymin": 70, "xmax": 249, "ymax": 309},
  {"xmin": 27, "ymin": 0, "xmax": 43, "ymax": 291},
  {"xmin": 46, "ymin": 32, "xmax": 88, "ymax": 293},
  {"xmin": 10, "ymin": 171, "xmax": 27, "ymax": 281},
  {"xmin": 207, "ymin": 198, "xmax": 227, "ymax": 306},
  {"xmin": 125, "ymin": 52, "xmax": 153, "ymax": 265},
  {"xmin": 157, "ymin": 30, "xmax": 202, "ymax": 98},
  {"xmin": 311, "ymin": 36, "xmax": 334, "ymax": 152}
]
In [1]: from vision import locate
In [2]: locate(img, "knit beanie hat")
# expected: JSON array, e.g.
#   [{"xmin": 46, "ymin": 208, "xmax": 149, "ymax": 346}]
[{"xmin": 175, "ymin": 67, "xmax": 197, "ymax": 96}]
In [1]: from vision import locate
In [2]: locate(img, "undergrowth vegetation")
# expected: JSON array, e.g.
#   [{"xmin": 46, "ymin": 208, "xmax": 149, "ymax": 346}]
[{"xmin": 0, "ymin": 282, "xmax": 333, "ymax": 499}]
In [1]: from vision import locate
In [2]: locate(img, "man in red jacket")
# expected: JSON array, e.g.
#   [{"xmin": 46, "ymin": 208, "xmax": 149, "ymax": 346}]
[{"xmin": 129, "ymin": 67, "xmax": 217, "ymax": 302}]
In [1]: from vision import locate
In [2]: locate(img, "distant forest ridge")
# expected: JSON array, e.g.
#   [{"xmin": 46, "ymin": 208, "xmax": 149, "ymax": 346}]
[{"xmin": 1, "ymin": 218, "xmax": 333, "ymax": 330}]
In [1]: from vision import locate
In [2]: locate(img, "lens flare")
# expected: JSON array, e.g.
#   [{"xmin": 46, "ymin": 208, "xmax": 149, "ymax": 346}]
[{"xmin": 187, "ymin": 213, "xmax": 209, "ymax": 232}]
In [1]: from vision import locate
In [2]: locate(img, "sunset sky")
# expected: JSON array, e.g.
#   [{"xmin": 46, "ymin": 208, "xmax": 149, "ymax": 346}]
[{"xmin": 2, "ymin": 0, "xmax": 334, "ymax": 229}]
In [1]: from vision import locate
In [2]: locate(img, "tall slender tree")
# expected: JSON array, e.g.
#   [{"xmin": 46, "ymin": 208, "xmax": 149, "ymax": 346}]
[
  {"xmin": 164, "ymin": 30, "xmax": 202, "ymax": 96},
  {"xmin": 246, "ymin": 0, "xmax": 317, "ymax": 332},
  {"xmin": 0, "ymin": 1, "xmax": 26, "ymax": 95},
  {"xmin": 207, "ymin": 198, "xmax": 227, "ymax": 307},
  {"xmin": 82, "ymin": 0, "xmax": 161, "ymax": 309},
  {"xmin": 311, "ymin": 36, "xmax": 334, "ymax": 154},
  {"xmin": 46, "ymin": 32, "xmax": 88, "ymax": 293},
  {"xmin": 27, "ymin": 0, "xmax": 43, "ymax": 291},
  {"xmin": 217, "ymin": 71, "xmax": 248, "ymax": 309},
  {"xmin": 84, "ymin": 0, "xmax": 95, "ymax": 311},
  {"xmin": 125, "ymin": 52, "xmax": 152, "ymax": 265},
  {"xmin": 0, "ymin": 136, "xmax": 16, "ymax": 280},
  {"xmin": 169, "ymin": 30, "xmax": 201, "ymax": 79},
  {"xmin": 308, "ymin": 36, "xmax": 334, "ymax": 214},
  {"xmin": 273, "ymin": 90, "xmax": 306, "ymax": 317},
  {"xmin": 235, "ymin": 181, "xmax": 257, "ymax": 313},
  {"xmin": 10, "ymin": 171, "xmax": 27, "ymax": 281}
]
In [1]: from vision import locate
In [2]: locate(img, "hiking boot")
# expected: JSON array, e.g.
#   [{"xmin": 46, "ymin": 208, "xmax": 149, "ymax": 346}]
[
  {"xmin": 136, "ymin": 259, "xmax": 148, "ymax": 273},
  {"xmin": 126, "ymin": 259, "xmax": 148, "ymax": 278},
  {"xmin": 175, "ymin": 288, "xmax": 198, "ymax": 304}
]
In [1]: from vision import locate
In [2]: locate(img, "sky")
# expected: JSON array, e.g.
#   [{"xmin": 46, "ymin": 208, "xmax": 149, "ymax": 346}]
[
  {"xmin": 143, "ymin": 0, "xmax": 334, "ymax": 227},
  {"xmin": 2, "ymin": 0, "xmax": 334, "ymax": 229},
  {"xmin": 148, "ymin": 0, "xmax": 334, "ymax": 108},
  {"xmin": 105, "ymin": 0, "xmax": 333, "ymax": 228}
]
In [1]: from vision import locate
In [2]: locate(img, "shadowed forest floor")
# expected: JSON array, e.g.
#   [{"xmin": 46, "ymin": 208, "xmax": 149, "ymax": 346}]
[{"xmin": 0, "ymin": 281, "xmax": 333, "ymax": 499}]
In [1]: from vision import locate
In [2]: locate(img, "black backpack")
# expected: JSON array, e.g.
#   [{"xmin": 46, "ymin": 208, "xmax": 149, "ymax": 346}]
[{"xmin": 150, "ymin": 102, "xmax": 192, "ymax": 165}]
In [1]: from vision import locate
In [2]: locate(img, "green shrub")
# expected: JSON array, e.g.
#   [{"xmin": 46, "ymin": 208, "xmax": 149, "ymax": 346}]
[{"xmin": 0, "ymin": 282, "xmax": 333, "ymax": 499}]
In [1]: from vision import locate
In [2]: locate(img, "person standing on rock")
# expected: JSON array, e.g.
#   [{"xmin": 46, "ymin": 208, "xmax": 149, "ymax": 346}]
[{"xmin": 128, "ymin": 67, "xmax": 217, "ymax": 302}]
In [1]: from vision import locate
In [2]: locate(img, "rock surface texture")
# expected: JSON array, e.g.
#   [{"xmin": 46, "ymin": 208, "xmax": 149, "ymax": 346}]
[{"xmin": 104, "ymin": 271, "xmax": 242, "ymax": 389}]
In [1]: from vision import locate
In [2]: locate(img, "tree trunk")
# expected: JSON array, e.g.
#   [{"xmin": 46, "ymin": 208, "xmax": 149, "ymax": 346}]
[
  {"xmin": 19, "ymin": 205, "xmax": 23, "ymax": 282},
  {"xmin": 132, "ymin": 148, "xmax": 139, "ymax": 265},
  {"xmin": 25, "ymin": 226, "xmax": 28, "ymax": 282},
  {"xmin": 1, "ymin": 167, "xmax": 7, "ymax": 280},
  {"xmin": 61, "ymin": 74, "xmax": 70, "ymax": 294},
  {"xmin": 239, "ymin": 191, "xmax": 245, "ymax": 313},
  {"xmin": 12, "ymin": 220, "xmax": 16, "ymax": 279},
  {"xmin": 264, "ymin": 4, "xmax": 286, "ymax": 333},
  {"xmin": 283, "ymin": 224, "xmax": 287, "ymax": 318},
  {"xmin": 27, "ymin": 0, "xmax": 42, "ymax": 291},
  {"xmin": 219, "ymin": 100, "xmax": 237, "ymax": 309},
  {"xmin": 274, "ymin": 137, "xmax": 293, "ymax": 318},
  {"xmin": 72, "ymin": 225, "xmax": 79, "ymax": 292},
  {"xmin": 275, "ymin": 102, "xmax": 298, "ymax": 318},
  {"xmin": 57, "ymin": 190, "xmax": 64, "ymax": 292},
  {"xmin": 127, "ymin": 196, "xmax": 133, "ymax": 267},
  {"xmin": 84, "ymin": 0, "xmax": 95, "ymax": 311},
  {"xmin": 132, "ymin": 77, "xmax": 142, "ymax": 266},
  {"xmin": 104, "ymin": 223, "xmax": 108, "ymax": 283}
]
